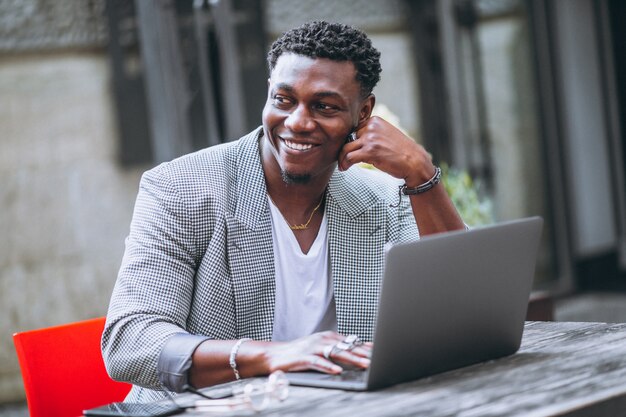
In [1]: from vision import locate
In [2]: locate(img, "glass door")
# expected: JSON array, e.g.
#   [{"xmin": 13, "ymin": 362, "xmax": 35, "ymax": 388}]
[{"xmin": 441, "ymin": 0, "xmax": 560, "ymax": 289}]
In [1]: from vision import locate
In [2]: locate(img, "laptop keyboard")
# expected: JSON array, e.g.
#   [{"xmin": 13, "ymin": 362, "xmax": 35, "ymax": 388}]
[{"xmin": 317, "ymin": 369, "xmax": 368, "ymax": 382}]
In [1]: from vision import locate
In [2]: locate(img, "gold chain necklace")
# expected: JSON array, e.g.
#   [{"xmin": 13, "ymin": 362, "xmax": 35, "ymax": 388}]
[{"xmin": 268, "ymin": 194, "xmax": 324, "ymax": 230}]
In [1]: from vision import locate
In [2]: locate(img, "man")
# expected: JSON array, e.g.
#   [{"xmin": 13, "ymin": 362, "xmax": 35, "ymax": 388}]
[{"xmin": 103, "ymin": 20, "xmax": 465, "ymax": 402}]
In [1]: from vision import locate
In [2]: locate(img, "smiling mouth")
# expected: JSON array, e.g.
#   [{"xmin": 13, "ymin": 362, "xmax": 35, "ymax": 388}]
[{"xmin": 283, "ymin": 138, "xmax": 316, "ymax": 151}]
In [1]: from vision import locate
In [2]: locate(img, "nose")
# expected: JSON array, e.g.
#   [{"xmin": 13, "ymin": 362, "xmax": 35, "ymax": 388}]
[{"xmin": 284, "ymin": 104, "xmax": 315, "ymax": 133}]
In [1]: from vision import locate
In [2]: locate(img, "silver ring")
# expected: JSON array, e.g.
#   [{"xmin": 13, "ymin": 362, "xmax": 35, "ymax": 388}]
[
  {"xmin": 322, "ymin": 345, "xmax": 333, "ymax": 359},
  {"xmin": 345, "ymin": 335, "xmax": 363, "ymax": 347},
  {"xmin": 334, "ymin": 335, "xmax": 363, "ymax": 352}
]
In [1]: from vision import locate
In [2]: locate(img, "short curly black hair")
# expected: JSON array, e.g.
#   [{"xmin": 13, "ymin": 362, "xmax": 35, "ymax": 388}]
[{"xmin": 267, "ymin": 21, "xmax": 382, "ymax": 97}]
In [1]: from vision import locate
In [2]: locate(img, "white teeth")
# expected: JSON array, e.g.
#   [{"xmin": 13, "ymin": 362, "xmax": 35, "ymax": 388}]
[{"xmin": 284, "ymin": 139, "xmax": 314, "ymax": 151}]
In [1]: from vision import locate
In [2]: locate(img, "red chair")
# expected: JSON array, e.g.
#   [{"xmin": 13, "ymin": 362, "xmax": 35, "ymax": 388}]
[{"xmin": 13, "ymin": 317, "xmax": 132, "ymax": 417}]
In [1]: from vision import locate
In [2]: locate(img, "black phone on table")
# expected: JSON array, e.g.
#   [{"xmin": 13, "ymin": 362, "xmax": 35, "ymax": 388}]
[{"xmin": 83, "ymin": 401, "xmax": 184, "ymax": 417}]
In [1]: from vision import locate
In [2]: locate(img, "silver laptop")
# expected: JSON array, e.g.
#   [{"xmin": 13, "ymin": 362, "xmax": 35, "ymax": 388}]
[{"xmin": 286, "ymin": 217, "xmax": 543, "ymax": 391}]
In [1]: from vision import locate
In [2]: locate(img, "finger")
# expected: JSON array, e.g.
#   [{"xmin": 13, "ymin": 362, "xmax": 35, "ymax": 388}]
[
  {"xmin": 330, "ymin": 350, "xmax": 371, "ymax": 369},
  {"xmin": 339, "ymin": 146, "xmax": 370, "ymax": 172},
  {"xmin": 309, "ymin": 356, "xmax": 343, "ymax": 374},
  {"xmin": 337, "ymin": 140, "xmax": 363, "ymax": 171},
  {"xmin": 354, "ymin": 119, "xmax": 373, "ymax": 138},
  {"xmin": 340, "ymin": 137, "xmax": 362, "ymax": 153},
  {"xmin": 350, "ymin": 345, "xmax": 372, "ymax": 359},
  {"xmin": 279, "ymin": 354, "xmax": 341, "ymax": 374}
]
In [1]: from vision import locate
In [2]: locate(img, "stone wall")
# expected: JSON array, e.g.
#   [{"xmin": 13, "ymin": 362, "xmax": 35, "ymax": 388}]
[
  {"xmin": 0, "ymin": 51, "xmax": 145, "ymax": 403},
  {"xmin": 0, "ymin": 0, "xmax": 417, "ymax": 405}
]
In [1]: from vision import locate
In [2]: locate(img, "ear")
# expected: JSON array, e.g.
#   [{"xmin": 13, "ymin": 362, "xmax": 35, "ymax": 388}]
[{"xmin": 358, "ymin": 94, "xmax": 376, "ymax": 126}]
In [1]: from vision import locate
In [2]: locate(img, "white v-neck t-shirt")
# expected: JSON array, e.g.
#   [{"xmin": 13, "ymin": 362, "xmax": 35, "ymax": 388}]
[{"xmin": 267, "ymin": 196, "xmax": 337, "ymax": 341}]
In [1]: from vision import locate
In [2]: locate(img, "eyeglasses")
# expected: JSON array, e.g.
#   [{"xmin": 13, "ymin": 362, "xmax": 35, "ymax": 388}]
[{"xmin": 192, "ymin": 371, "xmax": 289, "ymax": 413}]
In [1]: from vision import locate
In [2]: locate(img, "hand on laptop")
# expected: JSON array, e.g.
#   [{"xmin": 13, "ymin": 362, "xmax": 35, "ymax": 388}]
[
  {"xmin": 261, "ymin": 331, "xmax": 372, "ymax": 374},
  {"xmin": 189, "ymin": 331, "xmax": 373, "ymax": 388}
]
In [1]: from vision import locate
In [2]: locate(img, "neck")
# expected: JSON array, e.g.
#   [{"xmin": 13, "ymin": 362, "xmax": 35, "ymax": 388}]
[{"xmin": 265, "ymin": 181, "xmax": 329, "ymax": 232}]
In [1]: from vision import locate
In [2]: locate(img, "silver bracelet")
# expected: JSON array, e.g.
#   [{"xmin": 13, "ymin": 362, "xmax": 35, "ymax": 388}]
[{"xmin": 229, "ymin": 338, "xmax": 252, "ymax": 380}]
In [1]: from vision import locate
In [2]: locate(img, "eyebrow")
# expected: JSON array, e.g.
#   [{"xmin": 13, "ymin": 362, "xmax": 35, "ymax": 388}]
[
  {"xmin": 273, "ymin": 83, "xmax": 295, "ymax": 94},
  {"xmin": 273, "ymin": 83, "xmax": 346, "ymax": 101},
  {"xmin": 313, "ymin": 91, "xmax": 344, "ymax": 100}
]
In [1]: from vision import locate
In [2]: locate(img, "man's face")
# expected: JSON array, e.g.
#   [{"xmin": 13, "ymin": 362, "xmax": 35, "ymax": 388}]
[{"xmin": 262, "ymin": 53, "xmax": 365, "ymax": 184}]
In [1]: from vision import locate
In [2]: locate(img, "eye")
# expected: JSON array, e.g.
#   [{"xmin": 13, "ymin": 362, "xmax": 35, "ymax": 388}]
[
  {"xmin": 272, "ymin": 95, "xmax": 293, "ymax": 108},
  {"xmin": 314, "ymin": 102, "xmax": 339, "ymax": 114}
]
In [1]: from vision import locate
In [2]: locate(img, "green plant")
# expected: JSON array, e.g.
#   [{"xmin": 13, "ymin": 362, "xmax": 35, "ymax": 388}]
[{"xmin": 441, "ymin": 163, "xmax": 494, "ymax": 226}]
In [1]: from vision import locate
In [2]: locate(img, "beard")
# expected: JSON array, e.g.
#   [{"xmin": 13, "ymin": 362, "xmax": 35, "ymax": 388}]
[{"xmin": 281, "ymin": 169, "xmax": 311, "ymax": 185}]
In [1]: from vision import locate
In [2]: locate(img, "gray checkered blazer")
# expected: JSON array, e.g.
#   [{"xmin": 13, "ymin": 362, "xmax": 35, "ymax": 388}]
[{"xmin": 102, "ymin": 127, "xmax": 419, "ymax": 401}]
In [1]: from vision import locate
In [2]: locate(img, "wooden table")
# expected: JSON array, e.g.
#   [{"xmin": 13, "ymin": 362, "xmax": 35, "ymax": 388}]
[{"xmin": 175, "ymin": 321, "xmax": 626, "ymax": 416}]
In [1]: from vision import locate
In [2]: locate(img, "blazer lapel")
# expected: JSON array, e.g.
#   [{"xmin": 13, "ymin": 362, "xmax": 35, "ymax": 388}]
[
  {"xmin": 224, "ymin": 134, "xmax": 389, "ymax": 342},
  {"xmin": 327, "ymin": 168, "xmax": 387, "ymax": 341},
  {"xmin": 226, "ymin": 129, "xmax": 276, "ymax": 341}
]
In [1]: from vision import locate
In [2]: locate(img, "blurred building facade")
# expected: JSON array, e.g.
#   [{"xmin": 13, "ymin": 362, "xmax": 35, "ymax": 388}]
[
  {"xmin": 1, "ymin": 0, "xmax": 625, "ymax": 404},
  {"xmin": 0, "ymin": 0, "xmax": 145, "ymax": 403}
]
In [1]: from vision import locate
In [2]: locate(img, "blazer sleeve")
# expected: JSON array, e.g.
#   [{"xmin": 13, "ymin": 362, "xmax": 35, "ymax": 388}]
[
  {"xmin": 102, "ymin": 164, "xmax": 203, "ymax": 389},
  {"xmin": 387, "ymin": 191, "xmax": 420, "ymax": 245}
]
